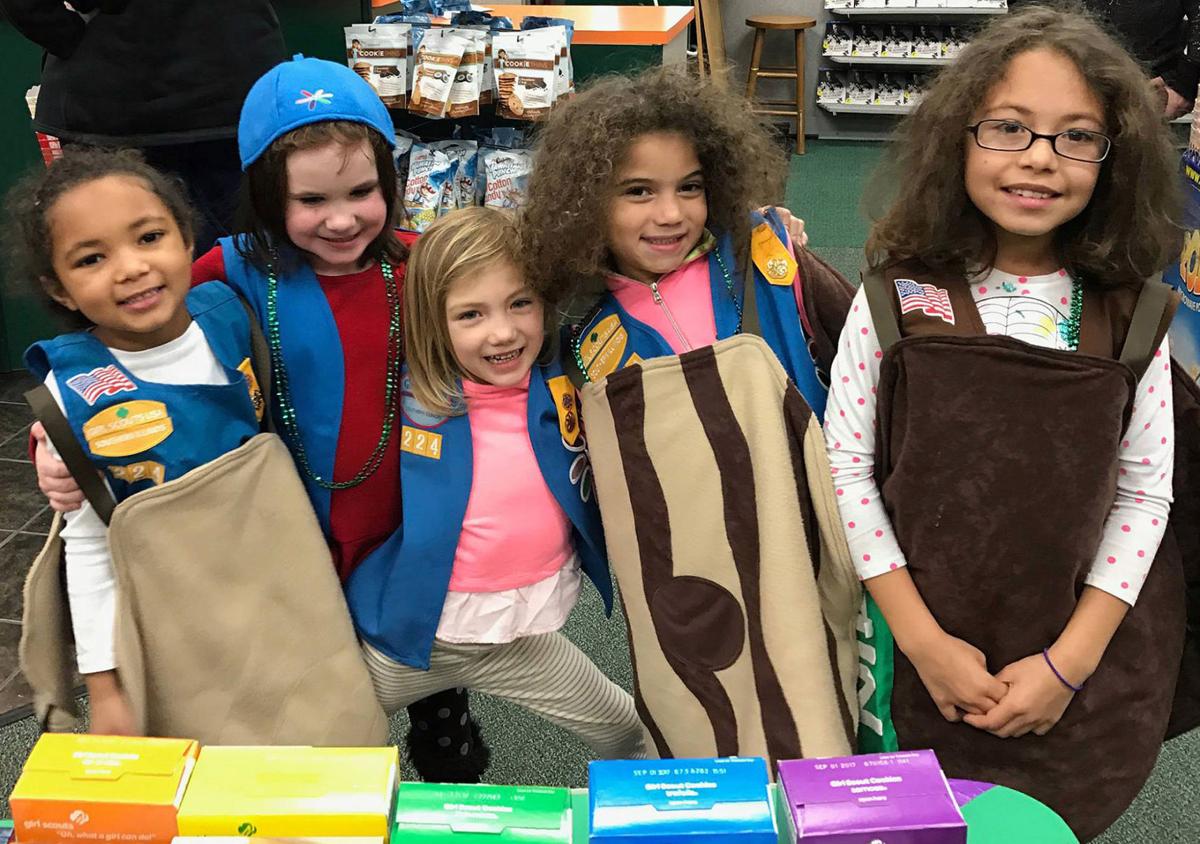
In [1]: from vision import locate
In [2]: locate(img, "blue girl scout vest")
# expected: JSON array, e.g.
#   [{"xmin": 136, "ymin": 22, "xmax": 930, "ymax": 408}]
[
  {"xmin": 24, "ymin": 282, "xmax": 263, "ymax": 501},
  {"xmin": 217, "ymin": 235, "xmax": 611, "ymax": 669},
  {"xmin": 218, "ymin": 235, "xmax": 351, "ymax": 536},
  {"xmin": 345, "ymin": 362, "xmax": 613, "ymax": 669},
  {"xmin": 573, "ymin": 210, "xmax": 830, "ymax": 420}
]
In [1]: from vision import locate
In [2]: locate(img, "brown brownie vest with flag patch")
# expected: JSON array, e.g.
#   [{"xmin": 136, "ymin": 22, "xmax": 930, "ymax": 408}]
[{"xmin": 863, "ymin": 261, "xmax": 1186, "ymax": 842}]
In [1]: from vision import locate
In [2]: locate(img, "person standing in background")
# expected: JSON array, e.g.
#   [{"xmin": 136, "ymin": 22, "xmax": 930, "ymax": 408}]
[
  {"xmin": 1010, "ymin": 0, "xmax": 1200, "ymax": 118},
  {"xmin": 0, "ymin": 0, "xmax": 286, "ymax": 251}
]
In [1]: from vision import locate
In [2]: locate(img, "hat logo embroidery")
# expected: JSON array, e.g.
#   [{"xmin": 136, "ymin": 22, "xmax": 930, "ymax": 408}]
[{"xmin": 295, "ymin": 88, "xmax": 334, "ymax": 110}]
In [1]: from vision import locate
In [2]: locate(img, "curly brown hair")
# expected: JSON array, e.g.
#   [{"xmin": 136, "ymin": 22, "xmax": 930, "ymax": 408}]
[
  {"xmin": 866, "ymin": 1, "xmax": 1182, "ymax": 287},
  {"xmin": 521, "ymin": 67, "xmax": 788, "ymax": 308}
]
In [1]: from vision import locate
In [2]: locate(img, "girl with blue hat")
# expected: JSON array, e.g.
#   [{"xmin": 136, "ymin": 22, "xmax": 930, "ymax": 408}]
[
  {"xmin": 223, "ymin": 54, "xmax": 489, "ymax": 782},
  {"xmin": 33, "ymin": 55, "xmax": 490, "ymax": 781}
]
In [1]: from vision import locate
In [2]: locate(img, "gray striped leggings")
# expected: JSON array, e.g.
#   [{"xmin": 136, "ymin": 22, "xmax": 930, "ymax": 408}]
[{"xmin": 361, "ymin": 633, "xmax": 651, "ymax": 760}]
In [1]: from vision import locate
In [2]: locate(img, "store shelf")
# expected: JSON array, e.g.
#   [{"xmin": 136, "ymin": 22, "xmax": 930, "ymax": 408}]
[
  {"xmin": 823, "ymin": 55, "xmax": 953, "ymax": 66},
  {"xmin": 828, "ymin": 6, "xmax": 1008, "ymax": 18},
  {"xmin": 819, "ymin": 102, "xmax": 913, "ymax": 115}
]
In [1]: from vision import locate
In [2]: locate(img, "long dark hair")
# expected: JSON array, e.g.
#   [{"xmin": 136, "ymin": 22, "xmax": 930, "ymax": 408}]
[
  {"xmin": 866, "ymin": 2, "xmax": 1182, "ymax": 287},
  {"xmin": 235, "ymin": 120, "xmax": 407, "ymax": 275}
]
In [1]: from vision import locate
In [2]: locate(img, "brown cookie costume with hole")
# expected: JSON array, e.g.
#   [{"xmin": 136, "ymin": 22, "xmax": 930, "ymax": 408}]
[
  {"xmin": 863, "ymin": 262, "xmax": 1192, "ymax": 842},
  {"xmin": 579, "ymin": 334, "xmax": 860, "ymax": 770}
]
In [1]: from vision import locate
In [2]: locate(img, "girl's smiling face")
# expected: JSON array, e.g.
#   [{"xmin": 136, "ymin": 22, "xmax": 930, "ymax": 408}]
[
  {"xmin": 445, "ymin": 259, "xmax": 545, "ymax": 387},
  {"xmin": 48, "ymin": 175, "xmax": 194, "ymax": 352},
  {"xmin": 284, "ymin": 139, "xmax": 388, "ymax": 276},
  {"xmin": 606, "ymin": 132, "xmax": 708, "ymax": 284},
  {"xmin": 965, "ymin": 48, "xmax": 1106, "ymax": 271}
]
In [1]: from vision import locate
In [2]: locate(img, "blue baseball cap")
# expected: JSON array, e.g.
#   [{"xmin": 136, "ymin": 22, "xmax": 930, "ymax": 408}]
[{"xmin": 238, "ymin": 54, "xmax": 396, "ymax": 169}]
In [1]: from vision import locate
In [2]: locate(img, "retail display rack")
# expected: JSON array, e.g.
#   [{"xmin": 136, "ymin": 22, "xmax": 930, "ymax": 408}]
[{"xmin": 817, "ymin": 1, "xmax": 1008, "ymax": 119}]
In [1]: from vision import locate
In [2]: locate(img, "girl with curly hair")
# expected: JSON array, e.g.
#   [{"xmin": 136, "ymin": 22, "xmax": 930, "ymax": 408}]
[
  {"xmin": 521, "ymin": 68, "xmax": 863, "ymax": 770},
  {"xmin": 523, "ymin": 67, "xmax": 844, "ymax": 416},
  {"xmin": 827, "ymin": 4, "xmax": 1190, "ymax": 839}
]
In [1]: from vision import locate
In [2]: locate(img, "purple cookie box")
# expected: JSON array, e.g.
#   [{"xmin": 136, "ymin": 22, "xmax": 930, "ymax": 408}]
[{"xmin": 777, "ymin": 751, "xmax": 967, "ymax": 844}]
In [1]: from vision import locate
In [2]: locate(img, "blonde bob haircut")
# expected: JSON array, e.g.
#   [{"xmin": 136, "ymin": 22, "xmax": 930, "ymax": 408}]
[{"xmin": 404, "ymin": 206, "xmax": 541, "ymax": 416}]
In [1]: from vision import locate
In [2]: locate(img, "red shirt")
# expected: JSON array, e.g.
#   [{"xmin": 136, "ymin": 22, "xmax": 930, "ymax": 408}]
[{"xmin": 192, "ymin": 237, "xmax": 415, "ymax": 581}]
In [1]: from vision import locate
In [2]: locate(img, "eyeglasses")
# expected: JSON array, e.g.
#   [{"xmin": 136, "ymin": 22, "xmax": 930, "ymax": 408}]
[{"xmin": 966, "ymin": 119, "xmax": 1112, "ymax": 163}]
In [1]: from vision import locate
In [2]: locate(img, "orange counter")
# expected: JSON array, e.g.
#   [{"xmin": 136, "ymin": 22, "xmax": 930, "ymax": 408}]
[{"xmin": 370, "ymin": 3, "xmax": 694, "ymax": 47}]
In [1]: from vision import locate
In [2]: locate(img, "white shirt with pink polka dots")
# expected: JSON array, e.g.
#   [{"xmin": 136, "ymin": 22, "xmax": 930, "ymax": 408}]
[{"xmin": 824, "ymin": 267, "xmax": 1173, "ymax": 606}]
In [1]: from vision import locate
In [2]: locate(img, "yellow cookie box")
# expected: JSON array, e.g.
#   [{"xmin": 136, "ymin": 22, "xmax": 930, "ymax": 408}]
[
  {"xmin": 11, "ymin": 734, "xmax": 199, "ymax": 844},
  {"xmin": 175, "ymin": 747, "xmax": 398, "ymax": 838}
]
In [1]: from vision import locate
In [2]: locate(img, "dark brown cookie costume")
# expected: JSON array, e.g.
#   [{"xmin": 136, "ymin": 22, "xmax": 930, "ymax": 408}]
[{"xmin": 863, "ymin": 262, "xmax": 1194, "ymax": 842}]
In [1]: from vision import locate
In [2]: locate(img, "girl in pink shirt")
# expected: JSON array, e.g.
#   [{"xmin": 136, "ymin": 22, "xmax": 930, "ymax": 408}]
[{"xmin": 348, "ymin": 207, "xmax": 649, "ymax": 760}]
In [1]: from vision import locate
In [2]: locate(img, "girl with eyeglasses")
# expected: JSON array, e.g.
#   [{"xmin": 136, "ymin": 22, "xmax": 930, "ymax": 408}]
[{"xmin": 825, "ymin": 6, "xmax": 1190, "ymax": 841}]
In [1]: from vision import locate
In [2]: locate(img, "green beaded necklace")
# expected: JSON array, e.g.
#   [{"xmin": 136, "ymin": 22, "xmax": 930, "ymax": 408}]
[
  {"xmin": 266, "ymin": 259, "xmax": 402, "ymax": 489},
  {"xmin": 1062, "ymin": 277, "xmax": 1083, "ymax": 351},
  {"xmin": 572, "ymin": 251, "xmax": 739, "ymax": 382}
]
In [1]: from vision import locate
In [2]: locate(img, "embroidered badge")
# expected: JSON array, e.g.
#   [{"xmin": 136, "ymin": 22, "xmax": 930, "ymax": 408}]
[
  {"xmin": 400, "ymin": 374, "xmax": 450, "ymax": 428},
  {"xmin": 751, "ymin": 222, "xmax": 798, "ymax": 286},
  {"xmin": 83, "ymin": 400, "xmax": 173, "ymax": 458},
  {"xmin": 401, "ymin": 425, "xmax": 443, "ymax": 460},
  {"xmin": 894, "ymin": 278, "xmax": 956, "ymax": 325},
  {"xmin": 108, "ymin": 460, "xmax": 166, "ymax": 487},
  {"xmin": 623, "ymin": 353, "xmax": 644, "ymax": 369},
  {"xmin": 65, "ymin": 365, "xmax": 137, "ymax": 406},
  {"xmin": 547, "ymin": 375, "xmax": 581, "ymax": 446},
  {"xmin": 237, "ymin": 358, "xmax": 265, "ymax": 422},
  {"xmin": 295, "ymin": 89, "xmax": 333, "ymax": 110},
  {"xmin": 579, "ymin": 314, "xmax": 628, "ymax": 382},
  {"xmin": 562, "ymin": 431, "xmax": 593, "ymax": 503}
]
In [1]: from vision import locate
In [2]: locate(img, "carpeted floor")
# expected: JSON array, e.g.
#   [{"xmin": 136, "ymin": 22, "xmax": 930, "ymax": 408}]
[{"xmin": 0, "ymin": 140, "xmax": 1196, "ymax": 842}]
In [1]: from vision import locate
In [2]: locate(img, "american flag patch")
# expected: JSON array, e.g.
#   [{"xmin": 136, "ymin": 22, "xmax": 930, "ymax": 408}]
[
  {"xmin": 65, "ymin": 365, "xmax": 137, "ymax": 406},
  {"xmin": 894, "ymin": 278, "xmax": 955, "ymax": 325}
]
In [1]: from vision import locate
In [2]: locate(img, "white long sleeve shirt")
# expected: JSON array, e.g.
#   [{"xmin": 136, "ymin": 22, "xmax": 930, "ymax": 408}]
[
  {"xmin": 824, "ymin": 267, "xmax": 1173, "ymax": 606},
  {"xmin": 43, "ymin": 322, "xmax": 230, "ymax": 674}
]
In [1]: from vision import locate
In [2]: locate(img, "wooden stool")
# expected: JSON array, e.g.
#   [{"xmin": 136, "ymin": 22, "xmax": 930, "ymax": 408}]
[{"xmin": 745, "ymin": 16, "xmax": 816, "ymax": 154}]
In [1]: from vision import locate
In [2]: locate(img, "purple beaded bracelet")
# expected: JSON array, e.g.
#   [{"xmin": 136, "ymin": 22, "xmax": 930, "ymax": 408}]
[{"xmin": 1042, "ymin": 648, "xmax": 1085, "ymax": 693}]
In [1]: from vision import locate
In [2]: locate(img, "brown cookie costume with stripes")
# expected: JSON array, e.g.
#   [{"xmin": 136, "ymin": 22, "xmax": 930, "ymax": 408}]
[
  {"xmin": 571, "ymin": 239, "xmax": 862, "ymax": 770},
  {"xmin": 863, "ymin": 263, "xmax": 1191, "ymax": 842}
]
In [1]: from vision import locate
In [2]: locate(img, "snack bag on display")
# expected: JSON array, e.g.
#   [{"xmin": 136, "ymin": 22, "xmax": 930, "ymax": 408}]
[
  {"xmin": 482, "ymin": 148, "xmax": 533, "ymax": 209},
  {"xmin": 438, "ymin": 157, "xmax": 461, "ymax": 217},
  {"xmin": 345, "ymin": 23, "xmax": 411, "ymax": 109},
  {"xmin": 393, "ymin": 130, "xmax": 419, "ymax": 196},
  {"xmin": 405, "ymin": 144, "xmax": 453, "ymax": 231},
  {"xmin": 493, "ymin": 30, "xmax": 557, "ymax": 120},
  {"xmin": 411, "ymin": 27, "xmax": 470, "ymax": 117},
  {"xmin": 522, "ymin": 18, "xmax": 575, "ymax": 99},
  {"xmin": 446, "ymin": 29, "xmax": 486, "ymax": 118},
  {"xmin": 822, "ymin": 22, "xmax": 854, "ymax": 57},
  {"xmin": 429, "ymin": 140, "xmax": 480, "ymax": 209},
  {"xmin": 408, "ymin": 25, "xmax": 430, "ymax": 93}
]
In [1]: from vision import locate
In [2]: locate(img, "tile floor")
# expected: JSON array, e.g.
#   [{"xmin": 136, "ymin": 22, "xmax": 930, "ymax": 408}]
[{"xmin": 0, "ymin": 370, "xmax": 52, "ymax": 722}]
